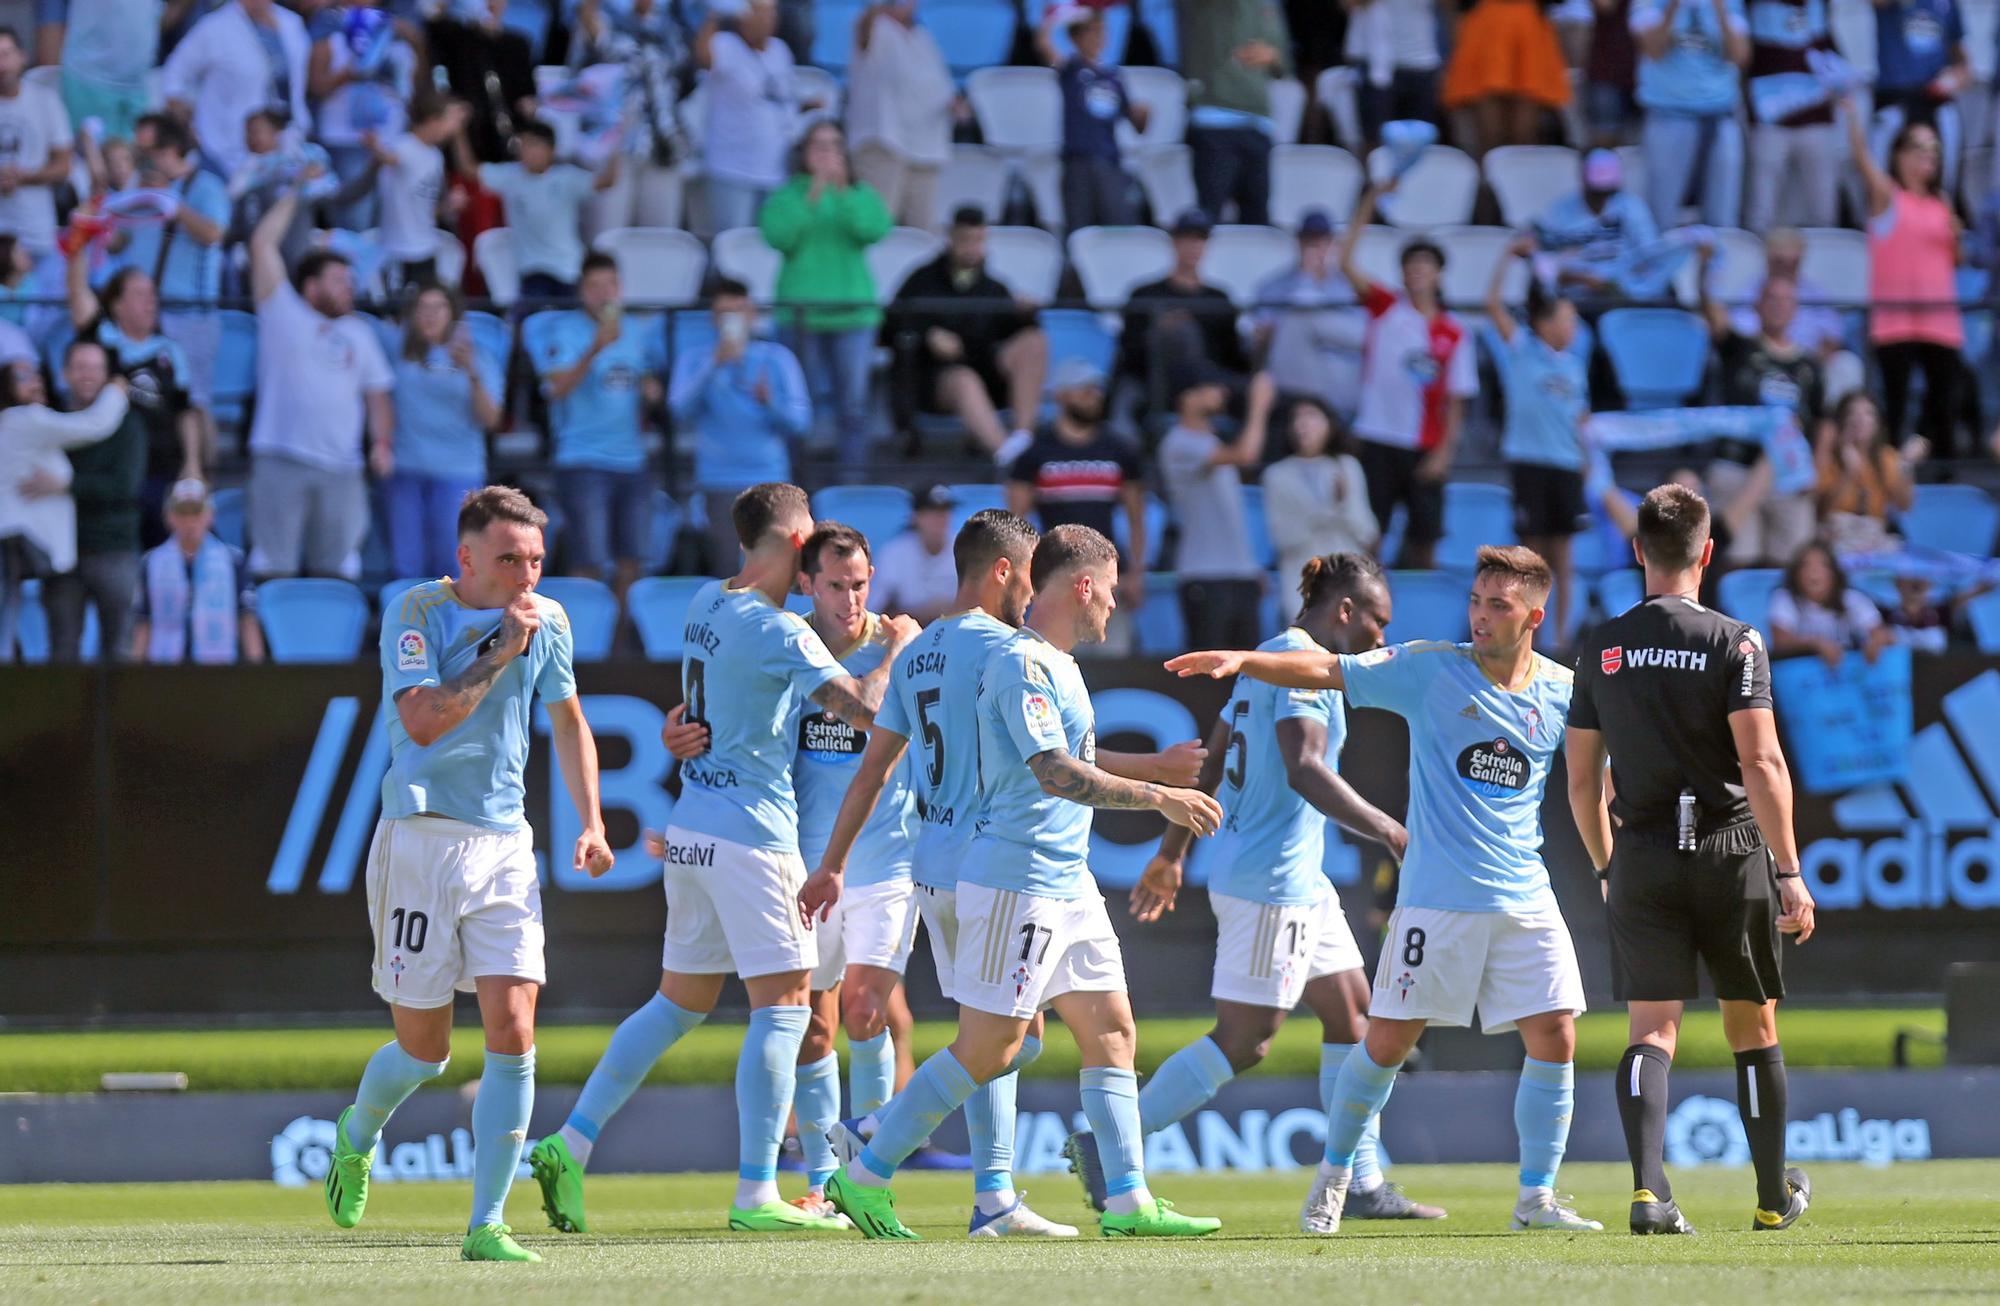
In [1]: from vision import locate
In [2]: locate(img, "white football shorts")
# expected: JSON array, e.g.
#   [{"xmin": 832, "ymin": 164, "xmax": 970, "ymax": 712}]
[
  {"xmin": 1370, "ymin": 903, "xmax": 1586, "ymax": 1034},
  {"xmin": 1210, "ymin": 889, "xmax": 1365, "ymax": 1010},
  {"xmin": 366, "ymin": 815, "xmax": 544, "ymax": 1009},
  {"xmin": 952, "ymin": 882, "xmax": 1126, "ymax": 1021},
  {"xmin": 808, "ymin": 876, "xmax": 920, "ymax": 991},
  {"xmin": 660, "ymin": 826, "xmax": 817, "ymax": 979}
]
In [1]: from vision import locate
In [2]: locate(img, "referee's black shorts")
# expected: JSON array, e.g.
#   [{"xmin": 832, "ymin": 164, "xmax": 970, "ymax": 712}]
[{"xmin": 1607, "ymin": 833, "xmax": 1785, "ymax": 1003}]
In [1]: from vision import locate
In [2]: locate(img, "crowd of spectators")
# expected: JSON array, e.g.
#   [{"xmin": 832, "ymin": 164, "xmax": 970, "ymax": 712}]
[{"xmin": 2, "ymin": 0, "xmax": 2000, "ymax": 667}]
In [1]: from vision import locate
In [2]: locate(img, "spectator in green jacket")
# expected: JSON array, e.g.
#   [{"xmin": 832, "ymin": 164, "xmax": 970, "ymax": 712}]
[
  {"xmin": 1177, "ymin": 0, "xmax": 1292, "ymax": 225},
  {"xmin": 45, "ymin": 338, "xmax": 147, "ymax": 663},
  {"xmin": 758, "ymin": 119, "xmax": 892, "ymax": 472}
]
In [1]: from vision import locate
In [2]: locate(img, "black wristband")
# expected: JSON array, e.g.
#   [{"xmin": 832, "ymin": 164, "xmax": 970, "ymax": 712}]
[
  {"xmin": 1595, "ymin": 868, "xmax": 1610, "ymax": 882},
  {"xmin": 1773, "ymin": 871, "xmax": 1803, "ymax": 880}
]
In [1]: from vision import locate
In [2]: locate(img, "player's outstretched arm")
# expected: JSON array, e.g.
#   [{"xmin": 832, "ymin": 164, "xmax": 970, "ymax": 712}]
[
  {"xmin": 1276, "ymin": 717, "xmax": 1408, "ymax": 862},
  {"xmin": 1564, "ymin": 725, "xmax": 1614, "ymax": 887},
  {"xmin": 1167, "ymin": 648, "xmax": 1345, "ymax": 691},
  {"xmin": 809, "ymin": 615, "xmax": 922, "ymax": 729},
  {"xmin": 1027, "ymin": 748, "xmax": 1223, "ymax": 834},
  {"xmin": 1730, "ymin": 707, "xmax": 1815, "ymax": 941},
  {"xmin": 395, "ymin": 594, "xmax": 537, "ymax": 746},
  {"xmin": 800, "ymin": 725, "xmax": 911, "ymax": 923},
  {"xmin": 1100, "ymin": 737, "xmax": 1209, "ymax": 787},
  {"xmin": 547, "ymin": 695, "xmax": 614, "ymax": 877},
  {"xmin": 1132, "ymin": 717, "xmax": 1232, "ymax": 922}
]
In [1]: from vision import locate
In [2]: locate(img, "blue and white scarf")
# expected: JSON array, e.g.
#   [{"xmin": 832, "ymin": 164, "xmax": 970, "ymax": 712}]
[
  {"xmin": 1583, "ymin": 405, "xmax": 1817, "ymax": 496},
  {"xmin": 143, "ymin": 534, "xmax": 239, "ymax": 664}
]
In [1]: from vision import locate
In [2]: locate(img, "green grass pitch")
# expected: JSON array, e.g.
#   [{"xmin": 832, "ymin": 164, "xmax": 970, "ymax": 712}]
[{"xmin": 2, "ymin": 1163, "xmax": 1994, "ymax": 1304}]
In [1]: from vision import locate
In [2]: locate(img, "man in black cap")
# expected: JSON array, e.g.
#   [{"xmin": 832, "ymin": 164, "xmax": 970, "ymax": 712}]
[
  {"xmin": 872, "ymin": 484, "xmax": 959, "ymax": 625},
  {"xmin": 1121, "ymin": 208, "xmax": 1250, "ymax": 421},
  {"xmin": 1254, "ymin": 208, "xmax": 1357, "ymax": 412},
  {"xmin": 1566, "ymin": 482, "xmax": 1817, "ymax": 1238},
  {"xmin": 887, "ymin": 206, "xmax": 1048, "ymax": 464}
]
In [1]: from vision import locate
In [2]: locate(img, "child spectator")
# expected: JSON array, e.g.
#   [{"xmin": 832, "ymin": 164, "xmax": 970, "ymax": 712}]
[
  {"xmin": 1769, "ymin": 540, "xmax": 1894, "ymax": 666},
  {"xmin": 480, "ymin": 120, "xmax": 617, "ymax": 302},
  {"xmin": 133, "ymin": 478, "xmax": 264, "ymax": 664},
  {"xmin": 228, "ymin": 108, "xmax": 341, "ymax": 272},
  {"xmin": 1040, "ymin": 6, "xmax": 1147, "ymax": 231},
  {"xmin": 367, "ymin": 91, "xmax": 470, "ymax": 290}
]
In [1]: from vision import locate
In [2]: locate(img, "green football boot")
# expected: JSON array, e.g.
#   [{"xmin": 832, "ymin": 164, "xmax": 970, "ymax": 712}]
[
  {"xmin": 461, "ymin": 1223, "xmax": 542, "ymax": 1263},
  {"xmin": 824, "ymin": 1169, "xmax": 920, "ymax": 1240},
  {"xmin": 322, "ymin": 1106, "xmax": 373, "ymax": 1230},
  {"xmin": 1099, "ymin": 1197, "xmax": 1222, "ymax": 1238},
  {"xmin": 527, "ymin": 1135, "xmax": 588, "ymax": 1233}
]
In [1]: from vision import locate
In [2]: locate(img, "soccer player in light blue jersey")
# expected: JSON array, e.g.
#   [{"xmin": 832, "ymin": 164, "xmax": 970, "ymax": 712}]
[
  {"xmin": 528, "ymin": 483, "xmax": 919, "ymax": 1236},
  {"xmin": 821, "ymin": 525, "xmax": 1225, "ymax": 1240},
  {"xmin": 1171, "ymin": 545, "xmax": 1603, "ymax": 1235},
  {"xmin": 322, "ymin": 487, "xmax": 615, "ymax": 1265},
  {"xmin": 1066, "ymin": 552, "xmax": 1445, "ymax": 1224}
]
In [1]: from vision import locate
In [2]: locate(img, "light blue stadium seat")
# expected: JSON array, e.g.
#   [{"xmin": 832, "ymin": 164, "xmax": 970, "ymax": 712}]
[
  {"xmin": 463, "ymin": 310, "xmax": 512, "ymax": 370},
  {"xmin": 946, "ymin": 482, "xmax": 1009, "ymax": 536},
  {"xmin": 379, "ymin": 577, "xmax": 427, "ymax": 613},
  {"xmin": 1903, "ymin": 484, "xmax": 2000, "ymax": 556},
  {"xmin": 211, "ymin": 309, "xmax": 259, "ymax": 430},
  {"xmin": 1598, "ymin": 308, "xmax": 1710, "ymax": 409},
  {"xmin": 1385, "ymin": 569, "xmax": 1471, "ymax": 642},
  {"xmin": 927, "ymin": 0, "xmax": 1020, "ymax": 78},
  {"xmin": 814, "ymin": 484, "xmax": 915, "ymax": 551},
  {"xmin": 258, "ymin": 578, "xmax": 370, "ymax": 663},
  {"xmin": 1595, "ymin": 568, "xmax": 1644, "ymax": 618},
  {"xmin": 1040, "ymin": 309, "xmax": 1117, "ymax": 399},
  {"xmin": 1969, "ymin": 590, "xmax": 2000, "ymax": 654},
  {"xmin": 1436, "ymin": 481, "xmax": 1516, "ymax": 570},
  {"xmin": 1133, "ymin": 572, "xmax": 1185, "ymax": 655},
  {"xmin": 811, "ymin": 0, "xmax": 866, "ymax": 73},
  {"xmin": 1139, "ymin": 0, "xmax": 1178, "ymax": 65},
  {"xmin": 1241, "ymin": 483, "xmax": 1274, "ymax": 568},
  {"xmin": 628, "ymin": 575, "xmax": 718, "ymax": 659},
  {"xmin": 535, "ymin": 576, "xmax": 620, "ymax": 661},
  {"xmin": 211, "ymin": 486, "xmax": 246, "ymax": 551},
  {"xmin": 1717, "ymin": 567, "xmax": 1782, "ymax": 635},
  {"xmin": 11, "ymin": 579, "xmax": 100, "ymax": 662},
  {"xmin": 502, "ymin": 0, "xmax": 552, "ymax": 59},
  {"xmin": 1570, "ymin": 512, "xmax": 1632, "ymax": 575},
  {"xmin": 1848, "ymin": 566, "xmax": 1901, "ymax": 611},
  {"xmin": 1113, "ymin": 491, "xmax": 1167, "ymax": 569}
]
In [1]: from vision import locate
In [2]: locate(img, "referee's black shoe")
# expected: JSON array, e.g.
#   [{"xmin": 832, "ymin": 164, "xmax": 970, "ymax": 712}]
[
  {"xmin": 1751, "ymin": 1168, "xmax": 1812, "ymax": 1232},
  {"xmin": 1629, "ymin": 1190, "xmax": 1696, "ymax": 1235}
]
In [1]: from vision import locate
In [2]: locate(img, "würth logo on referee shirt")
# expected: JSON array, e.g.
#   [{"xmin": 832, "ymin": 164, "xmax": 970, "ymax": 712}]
[
  {"xmin": 1601, "ymin": 646, "xmax": 1623, "ymax": 675},
  {"xmin": 1604, "ymin": 647, "xmax": 1709, "ymax": 673}
]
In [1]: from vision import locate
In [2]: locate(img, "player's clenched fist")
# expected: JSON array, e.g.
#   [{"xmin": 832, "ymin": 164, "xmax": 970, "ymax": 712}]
[
  {"xmin": 495, "ymin": 592, "xmax": 540, "ymax": 660},
  {"xmin": 1167, "ymin": 650, "xmax": 1243, "ymax": 679},
  {"xmin": 575, "ymin": 828, "xmax": 614, "ymax": 878},
  {"xmin": 881, "ymin": 613, "xmax": 923, "ymax": 651},
  {"xmin": 1157, "ymin": 787, "xmax": 1223, "ymax": 837},
  {"xmin": 1154, "ymin": 738, "xmax": 1208, "ymax": 787}
]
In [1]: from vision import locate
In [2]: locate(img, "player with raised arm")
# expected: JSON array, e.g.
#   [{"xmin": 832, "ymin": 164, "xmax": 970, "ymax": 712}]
[
  {"xmin": 322, "ymin": 487, "xmax": 613, "ymax": 1264},
  {"xmin": 1171, "ymin": 546, "xmax": 1603, "ymax": 1235},
  {"xmin": 526, "ymin": 483, "xmax": 918, "ymax": 1236},
  {"xmin": 1065, "ymin": 553, "xmax": 1445, "ymax": 1224},
  {"xmin": 823, "ymin": 525, "xmax": 1225, "ymax": 1240}
]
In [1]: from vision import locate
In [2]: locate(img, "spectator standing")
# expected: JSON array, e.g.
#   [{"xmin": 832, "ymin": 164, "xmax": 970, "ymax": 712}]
[
  {"xmin": 532, "ymin": 251, "xmax": 664, "ymax": 594},
  {"xmin": 1006, "ymin": 357, "xmax": 1148, "ymax": 647},
  {"xmin": 668, "ymin": 277, "xmax": 812, "ymax": 574},
  {"xmin": 243, "ymin": 180, "xmax": 394, "ymax": 581},
  {"xmin": 1742, "ymin": 0, "xmax": 1840, "ymax": 231},
  {"xmin": 1339, "ymin": 180, "xmax": 1477, "ymax": 571},
  {"xmin": 368, "ymin": 91, "xmax": 470, "ymax": 289},
  {"xmin": 43, "ymin": 338, "xmax": 145, "ymax": 662},
  {"xmin": 307, "ymin": 0, "xmax": 418, "ymax": 230},
  {"xmin": 133, "ymin": 477, "xmax": 263, "ymax": 663},
  {"xmin": 1042, "ymin": 5, "xmax": 1146, "ymax": 230},
  {"xmin": 1122, "ymin": 208, "xmax": 1250, "ymax": 419},
  {"xmin": 1695, "ymin": 241, "xmax": 1826, "ymax": 565},
  {"xmin": 1844, "ymin": 97, "xmax": 1966, "ymax": 455},
  {"xmin": 1253, "ymin": 209, "xmax": 1359, "ymax": 414},
  {"xmin": 846, "ymin": 0, "xmax": 958, "ymax": 232},
  {"xmin": 425, "ymin": 0, "xmax": 537, "ymax": 164},
  {"xmin": 385, "ymin": 284, "xmax": 503, "ymax": 580},
  {"xmin": 1730, "ymin": 226, "xmax": 1858, "ymax": 397},
  {"xmin": 701, "ymin": 0, "xmax": 799, "ymax": 235},
  {"xmin": 1443, "ymin": 0, "xmax": 1572, "ymax": 152},
  {"xmin": 0, "ymin": 28, "xmax": 75, "ymax": 259},
  {"xmin": 888, "ymin": 206, "xmax": 1047, "ymax": 463},
  {"xmin": 571, "ymin": 0, "xmax": 693, "ymax": 233},
  {"xmin": 1264, "ymin": 397, "xmax": 1378, "ymax": 621},
  {"xmin": 1487, "ymin": 239, "xmax": 1588, "ymax": 646},
  {"xmin": 1767, "ymin": 539, "xmax": 1892, "ymax": 665},
  {"xmin": 56, "ymin": 0, "xmax": 164, "ymax": 139},
  {"xmin": 1343, "ymin": 0, "xmax": 1443, "ymax": 147},
  {"xmin": 64, "ymin": 243, "xmax": 199, "ymax": 546},
  {"xmin": 1870, "ymin": 0, "xmax": 1969, "ymax": 195},
  {"xmin": 162, "ymin": 0, "xmax": 312, "ymax": 180},
  {"xmin": 1160, "ymin": 367, "xmax": 1275, "ymax": 648},
  {"xmin": 1531, "ymin": 149, "xmax": 1666, "ymax": 302},
  {"xmin": 1813, "ymin": 391, "xmax": 1915, "ymax": 554},
  {"xmin": 870, "ymin": 482, "xmax": 957, "ymax": 624},
  {"xmin": 480, "ymin": 121, "xmax": 616, "ymax": 302},
  {"xmin": 1583, "ymin": 0, "xmax": 1640, "ymax": 144},
  {"xmin": 1178, "ymin": 0, "xmax": 1292, "ymax": 224},
  {"xmin": 227, "ymin": 110, "xmax": 345, "ymax": 276},
  {"xmin": 0, "ymin": 359, "xmax": 129, "ymax": 658},
  {"xmin": 759, "ymin": 119, "xmax": 890, "ymax": 472},
  {"xmin": 1630, "ymin": 0, "xmax": 1750, "ymax": 231}
]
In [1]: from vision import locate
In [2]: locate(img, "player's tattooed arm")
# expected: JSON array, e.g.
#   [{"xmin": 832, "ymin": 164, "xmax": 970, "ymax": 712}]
[
  {"xmin": 808, "ymin": 615, "xmax": 922, "ymax": 729},
  {"xmin": 394, "ymin": 600, "xmax": 538, "ymax": 747},
  {"xmin": 1276, "ymin": 716, "xmax": 1408, "ymax": 862},
  {"xmin": 1168, "ymin": 648, "xmax": 1345, "ymax": 692},
  {"xmin": 1028, "ymin": 749, "xmax": 1223, "ymax": 835}
]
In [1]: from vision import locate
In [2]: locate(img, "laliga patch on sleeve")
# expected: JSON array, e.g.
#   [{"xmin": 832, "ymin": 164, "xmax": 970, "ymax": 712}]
[
  {"xmin": 1024, "ymin": 692, "xmax": 1055, "ymax": 730},
  {"xmin": 397, "ymin": 630, "xmax": 429, "ymax": 671},
  {"xmin": 1357, "ymin": 646, "xmax": 1397, "ymax": 667}
]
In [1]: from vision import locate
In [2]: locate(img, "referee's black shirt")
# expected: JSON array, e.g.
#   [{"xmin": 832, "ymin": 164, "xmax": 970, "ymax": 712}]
[{"xmin": 1570, "ymin": 594, "xmax": 1774, "ymax": 841}]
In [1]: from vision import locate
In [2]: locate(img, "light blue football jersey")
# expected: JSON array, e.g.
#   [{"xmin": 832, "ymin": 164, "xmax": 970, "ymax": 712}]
[
  {"xmin": 962, "ymin": 627, "xmax": 1097, "ymax": 900},
  {"xmin": 1208, "ymin": 627, "xmax": 1344, "ymax": 906},
  {"xmin": 380, "ymin": 580, "xmax": 577, "ymax": 832},
  {"xmin": 675, "ymin": 580, "xmax": 846, "ymax": 852},
  {"xmin": 873, "ymin": 609, "xmax": 1015, "ymax": 890},
  {"xmin": 794, "ymin": 611, "xmax": 917, "ymax": 884},
  {"xmin": 1336, "ymin": 640, "xmax": 1573, "ymax": 913}
]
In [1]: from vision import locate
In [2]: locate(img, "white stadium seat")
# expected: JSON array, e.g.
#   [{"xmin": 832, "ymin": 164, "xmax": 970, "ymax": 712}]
[
  {"xmin": 1201, "ymin": 224, "xmax": 1298, "ymax": 308},
  {"xmin": 1349, "ymin": 224, "xmax": 1410, "ymax": 290},
  {"xmin": 1799, "ymin": 226, "xmax": 1871, "ymax": 304},
  {"xmin": 793, "ymin": 64, "xmax": 843, "ymax": 122},
  {"xmin": 594, "ymin": 227, "xmax": 707, "ymax": 305},
  {"xmin": 985, "ymin": 225, "xmax": 1065, "ymax": 303},
  {"xmin": 711, "ymin": 226, "xmax": 782, "ymax": 303},
  {"xmin": 1270, "ymin": 145, "xmax": 1363, "ymax": 230},
  {"xmin": 1133, "ymin": 145, "xmax": 1197, "ymax": 226},
  {"xmin": 867, "ymin": 226, "xmax": 947, "ymax": 303},
  {"xmin": 1367, "ymin": 143, "xmax": 1479, "ymax": 227},
  {"xmin": 1483, "ymin": 145, "xmax": 1579, "ymax": 228},
  {"xmin": 936, "ymin": 145, "xmax": 1011, "ymax": 227},
  {"xmin": 1068, "ymin": 225, "xmax": 1174, "ymax": 308},
  {"xmin": 1268, "ymin": 77, "xmax": 1308, "ymax": 145},
  {"xmin": 1434, "ymin": 225, "xmax": 1530, "ymax": 308},
  {"xmin": 1673, "ymin": 226, "xmax": 1767, "ymax": 307},
  {"xmin": 472, "ymin": 227, "xmax": 520, "ymax": 307},
  {"xmin": 1115, "ymin": 66, "xmax": 1188, "ymax": 155},
  {"xmin": 966, "ymin": 66, "xmax": 1062, "ymax": 154}
]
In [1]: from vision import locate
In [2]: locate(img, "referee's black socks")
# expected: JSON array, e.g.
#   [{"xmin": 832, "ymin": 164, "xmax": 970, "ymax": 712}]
[
  {"xmin": 1615, "ymin": 1044, "xmax": 1673, "ymax": 1199},
  {"xmin": 1735, "ymin": 1044, "xmax": 1790, "ymax": 1212}
]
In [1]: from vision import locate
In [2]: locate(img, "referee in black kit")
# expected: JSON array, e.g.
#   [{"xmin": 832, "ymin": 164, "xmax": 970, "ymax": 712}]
[{"xmin": 1564, "ymin": 484, "xmax": 1819, "ymax": 1237}]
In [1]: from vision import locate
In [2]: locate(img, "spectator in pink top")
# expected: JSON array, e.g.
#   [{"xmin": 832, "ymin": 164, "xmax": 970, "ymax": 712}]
[{"xmin": 1843, "ymin": 95, "xmax": 1966, "ymax": 456}]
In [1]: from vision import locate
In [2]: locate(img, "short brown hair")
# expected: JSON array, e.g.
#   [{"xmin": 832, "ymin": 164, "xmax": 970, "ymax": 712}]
[
  {"xmin": 1635, "ymin": 482, "xmax": 1712, "ymax": 571},
  {"xmin": 1030, "ymin": 523, "xmax": 1118, "ymax": 591},
  {"xmin": 457, "ymin": 484, "xmax": 547, "ymax": 538},
  {"xmin": 802, "ymin": 521, "xmax": 869, "ymax": 575},
  {"xmin": 954, "ymin": 508, "xmax": 1039, "ymax": 580},
  {"xmin": 1475, "ymin": 544, "xmax": 1553, "ymax": 604},
  {"xmin": 733, "ymin": 482, "xmax": 810, "ymax": 548}
]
